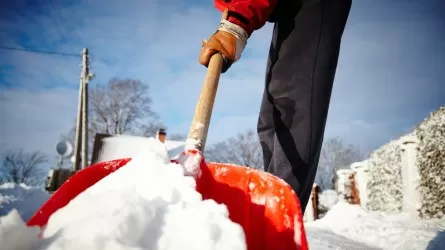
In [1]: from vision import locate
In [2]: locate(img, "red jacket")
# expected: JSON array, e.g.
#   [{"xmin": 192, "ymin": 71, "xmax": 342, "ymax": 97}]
[{"xmin": 214, "ymin": 0, "xmax": 278, "ymax": 36}]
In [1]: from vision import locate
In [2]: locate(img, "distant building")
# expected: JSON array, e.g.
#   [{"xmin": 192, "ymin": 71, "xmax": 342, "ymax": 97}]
[{"xmin": 91, "ymin": 133, "xmax": 186, "ymax": 164}]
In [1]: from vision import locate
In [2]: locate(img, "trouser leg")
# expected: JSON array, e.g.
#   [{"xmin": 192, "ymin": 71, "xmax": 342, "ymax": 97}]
[{"xmin": 257, "ymin": 0, "xmax": 352, "ymax": 212}]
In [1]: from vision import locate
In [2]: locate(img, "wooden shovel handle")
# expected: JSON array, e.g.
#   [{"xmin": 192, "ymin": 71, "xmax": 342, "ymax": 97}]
[{"xmin": 187, "ymin": 53, "xmax": 224, "ymax": 152}]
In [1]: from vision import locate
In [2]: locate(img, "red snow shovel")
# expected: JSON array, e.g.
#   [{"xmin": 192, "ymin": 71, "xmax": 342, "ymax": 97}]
[{"xmin": 27, "ymin": 54, "xmax": 309, "ymax": 250}]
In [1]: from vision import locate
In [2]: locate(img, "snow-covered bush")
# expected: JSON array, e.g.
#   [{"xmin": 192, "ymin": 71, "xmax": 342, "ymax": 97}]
[
  {"xmin": 366, "ymin": 139, "xmax": 403, "ymax": 212},
  {"xmin": 365, "ymin": 106, "xmax": 445, "ymax": 218},
  {"xmin": 415, "ymin": 106, "xmax": 445, "ymax": 219}
]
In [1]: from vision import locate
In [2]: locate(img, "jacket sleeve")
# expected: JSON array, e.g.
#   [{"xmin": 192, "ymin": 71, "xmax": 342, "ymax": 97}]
[{"xmin": 214, "ymin": 0, "xmax": 278, "ymax": 36}]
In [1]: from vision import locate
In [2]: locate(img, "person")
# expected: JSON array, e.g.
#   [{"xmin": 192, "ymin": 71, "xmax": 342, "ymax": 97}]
[{"xmin": 199, "ymin": 0, "xmax": 352, "ymax": 212}]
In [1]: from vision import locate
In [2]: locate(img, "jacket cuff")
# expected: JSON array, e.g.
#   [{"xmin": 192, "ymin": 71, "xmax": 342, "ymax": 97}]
[
  {"xmin": 227, "ymin": 15, "xmax": 254, "ymax": 37},
  {"xmin": 214, "ymin": 0, "xmax": 278, "ymax": 36}
]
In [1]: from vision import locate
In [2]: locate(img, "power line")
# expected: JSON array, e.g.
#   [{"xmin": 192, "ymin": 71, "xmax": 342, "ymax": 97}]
[{"xmin": 0, "ymin": 46, "xmax": 80, "ymax": 57}]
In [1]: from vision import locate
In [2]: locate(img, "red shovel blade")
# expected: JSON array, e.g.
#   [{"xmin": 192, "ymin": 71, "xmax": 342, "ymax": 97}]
[
  {"xmin": 27, "ymin": 158, "xmax": 308, "ymax": 250},
  {"xmin": 196, "ymin": 161, "xmax": 308, "ymax": 250}
]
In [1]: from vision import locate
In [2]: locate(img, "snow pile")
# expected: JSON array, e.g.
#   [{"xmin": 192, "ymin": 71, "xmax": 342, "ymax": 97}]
[
  {"xmin": 415, "ymin": 106, "xmax": 445, "ymax": 219},
  {"xmin": 0, "ymin": 209, "xmax": 41, "ymax": 250},
  {"xmin": 318, "ymin": 189, "xmax": 339, "ymax": 211},
  {"xmin": 0, "ymin": 138, "xmax": 246, "ymax": 250},
  {"xmin": 0, "ymin": 183, "xmax": 50, "ymax": 221},
  {"xmin": 316, "ymin": 189, "xmax": 339, "ymax": 218},
  {"xmin": 306, "ymin": 201, "xmax": 445, "ymax": 250},
  {"xmin": 366, "ymin": 138, "xmax": 403, "ymax": 212}
]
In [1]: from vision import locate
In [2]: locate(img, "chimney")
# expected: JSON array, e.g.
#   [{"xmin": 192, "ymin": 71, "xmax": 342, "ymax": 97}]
[{"xmin": 156, "ymin": 128, "xmax": 167, "ymax": 143}]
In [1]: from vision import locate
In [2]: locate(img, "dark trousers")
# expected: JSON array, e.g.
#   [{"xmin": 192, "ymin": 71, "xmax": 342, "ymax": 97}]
[{"xmin": 258, "ymin": 0, "xmax": 352, "ymax": 212}]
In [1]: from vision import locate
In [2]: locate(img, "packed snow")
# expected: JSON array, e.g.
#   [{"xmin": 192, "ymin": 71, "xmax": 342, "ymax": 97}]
[{"xmin": 0, "ymin": 137, "xmax": 444, "ymax": 250}]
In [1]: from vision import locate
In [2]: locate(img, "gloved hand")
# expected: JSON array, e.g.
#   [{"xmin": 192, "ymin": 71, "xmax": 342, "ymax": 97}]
[{"xmin": 199, "ymin": 16, "xmax": 249, "ymax": 73}]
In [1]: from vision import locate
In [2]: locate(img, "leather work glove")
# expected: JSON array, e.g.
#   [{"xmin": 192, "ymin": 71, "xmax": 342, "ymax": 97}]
[{"xmin": 199, "ymin": 11, "xmax": 249, "ymax": 73}]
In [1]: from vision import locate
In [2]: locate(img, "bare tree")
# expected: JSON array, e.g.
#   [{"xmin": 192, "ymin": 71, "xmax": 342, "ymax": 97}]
[
  {"xmin": 89, "ymin": 78, "xmax": 159, "ymax": 135},
  {"xmin": 61, "ymin": 78, "xmax": 161, "ymax": 163},
  {"xmin": 205, "ymin": 130, "xmax": 264, "ymax": 170},
  {"xmin": 0, "ymin": 149, "xmax": 48, "ymax": 186},
  {"xmin": 139, "ymin": 123, "xmax": 187, "ymax": 141},
  {"xmin": 315, "ymin": 137, "xmax": 364, "ymax": 190},
  {"xmin": 139, "ymin": 121, "xmax": 166, "ymax": 137}
]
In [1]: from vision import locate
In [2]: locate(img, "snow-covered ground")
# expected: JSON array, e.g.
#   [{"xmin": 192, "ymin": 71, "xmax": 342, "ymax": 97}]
[
  {"xmin": 305, "ymin": 202, "xmax": 445, "ymax": 250},
  {"xmin": 0, "ymin": 183, "xmax": 50, "ymax": 221},
  {"xmin": 0, "ymin": 138, "xmax": 444, "ymax": 249}
]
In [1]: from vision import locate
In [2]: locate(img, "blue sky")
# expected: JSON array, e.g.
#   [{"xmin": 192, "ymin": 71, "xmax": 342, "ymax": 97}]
[{"xmin": 0, "ymin": 0, "xmax": 444, "ymax": 161}]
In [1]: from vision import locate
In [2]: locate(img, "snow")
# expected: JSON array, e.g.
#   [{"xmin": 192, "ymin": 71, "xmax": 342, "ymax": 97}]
[
  {"xmin": 185, "ymin": 138, "xmax": 202, "ymax": 152},
  {"xmin": 0, "ymin": 209, "xmax": 41, "ymax": 250},
  {"xmin": 177, "ymin": 150, "xmax": 204, "ymax": 177},
  {"xmin": 0, "ymin": 183, "xmax": 50, "ymax": 221},
  {"xmin": 0, "ymin": 199, "xmax": 445, "ymax": 250},
  {"xmin": 318, "ymin": 189, "xmax": 339, "ymax": 210},
  {"xmin": 414, "ymin": 106, "xmax": 445, "ymax": 219},
  {"xmin": 0, "ymin": 137, "xmax": 246, "ymax": 250},
  {"xmin": 95, "ymin": 135, "xmax": 186, "ymax": 163},
  {"xmin": 367, "ymin": 138, "xmax": 403, "ymax": 212},
  {"xmin": 0, "ymin": 138, "xmax": 444, "ymax": 250},
  {"xmin": 365, "ymin": 106, "xmax": 445, "ymax": 218},
  {"xmin": 305, "ymin": 201, "xmax": 445, "ymax": 250}
]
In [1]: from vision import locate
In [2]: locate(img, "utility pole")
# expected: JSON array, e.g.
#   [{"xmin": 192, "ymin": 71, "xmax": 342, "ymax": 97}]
[
  {"xmin": 73, "ymin": 48, "xmax": 89, "ymax": 171},
  {"xmin": 81, "ymin": 48, "xmax": 90, "ymax": 169}
]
